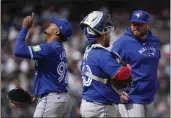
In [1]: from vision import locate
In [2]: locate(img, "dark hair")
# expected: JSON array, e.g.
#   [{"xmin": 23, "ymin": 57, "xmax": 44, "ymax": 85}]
[{"xmin": 59, "ymin": 32, "xmax": 67, "ymax": 42}]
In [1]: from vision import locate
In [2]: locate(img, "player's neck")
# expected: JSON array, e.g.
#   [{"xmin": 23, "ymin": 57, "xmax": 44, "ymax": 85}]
[
  {"xmin": 94, "ymin": 40, "xmax": 105, "ymax": 47},
  {"xmin": 47, "ymin": 35, "xmax": 60, "ymax": 43},
  {"xmin": 94, "ymin": 37, "xmax": 106, "ymax": 47},
  {"xmin": 139, "ymin": 34, "xmax": 147, "ymax": 40}
]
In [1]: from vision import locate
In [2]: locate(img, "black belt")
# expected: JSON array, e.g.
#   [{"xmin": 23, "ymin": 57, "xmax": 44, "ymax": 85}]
[{"xmin": 86, "ymin": 100, "xmax": 114, "ymax": 106}]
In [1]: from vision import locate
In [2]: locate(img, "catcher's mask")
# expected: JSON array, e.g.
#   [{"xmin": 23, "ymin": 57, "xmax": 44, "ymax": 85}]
[{"xmin": 80, "ymin": 11, "xmax": 116, "ymax": 44}]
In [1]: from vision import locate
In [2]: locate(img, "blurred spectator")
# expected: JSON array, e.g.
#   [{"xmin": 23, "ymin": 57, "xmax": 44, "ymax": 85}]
[{"xmin": 41, "ymin": 5, "xmax": 60, "ymax": 20}]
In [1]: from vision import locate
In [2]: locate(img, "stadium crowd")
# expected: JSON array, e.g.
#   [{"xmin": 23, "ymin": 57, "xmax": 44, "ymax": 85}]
[{"xmin": 1, "ymin": 1, "xmax": 170, "ymax": 117}]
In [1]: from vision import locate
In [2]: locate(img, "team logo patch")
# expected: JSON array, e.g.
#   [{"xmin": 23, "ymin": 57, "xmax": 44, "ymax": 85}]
[
  {"xmin": 32, "ymin": 45, "xmax": 41, "ymax": 52},
  {"xmin": 135, "ymin": 12, "xmax": 143, "ymax": 18},
  {"xmin": 139, "ymin": 46, "xmax": 156, "ymax": 57}
]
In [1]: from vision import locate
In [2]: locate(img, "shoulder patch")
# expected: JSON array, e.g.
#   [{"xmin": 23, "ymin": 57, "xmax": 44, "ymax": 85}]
[{"xmin": 32, "ymin": 45, "xmax": 41, "ymax": 52}]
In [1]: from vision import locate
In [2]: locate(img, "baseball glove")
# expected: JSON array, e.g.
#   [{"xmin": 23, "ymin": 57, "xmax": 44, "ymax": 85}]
[
  {"xmin": 7, "ymin": 87, "xmax": 34, "ymax": 108},
  {"xmin": 110, "ymin": 52, "xmax": 133, "ymax": 90},
  {"xmin": 110, "ymin": 76, "xmax": 133, "ymax": 89}
]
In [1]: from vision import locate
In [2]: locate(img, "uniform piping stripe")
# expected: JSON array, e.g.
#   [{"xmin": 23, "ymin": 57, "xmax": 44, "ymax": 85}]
[
  {"xmin": 28, "ymin": 46, "xmax": 34, "ymax": 60},
  {"xmin": 144, "ymin": 104, "xmax": 147, "ymax": 117},
  {"xmin": 105, "ymin": 105, "xmax": 107, "ymax": 118},
  {"xmin": 126, "ymin": 104, "xmax": 129, "ymax": 117},
  {"xmin": 41, "ymin": 96, "xmax": 47, "ymax": 117},
  {"xmin": 104, "ymin": 105, "xmax": 107, "ymax": 118}
]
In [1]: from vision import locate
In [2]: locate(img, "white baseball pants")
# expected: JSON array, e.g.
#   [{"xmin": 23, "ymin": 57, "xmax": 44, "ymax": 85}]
[
  {"xmin": 33, "ymin": 93, "xmax": 72, "ymax": 117},
  {"xmin": 118, "ymin": 102, "xmax": 154, "ymax": 117},
  {"xmin": 80, "ymin": 99, "xmax": 120, "ymax": 117}
]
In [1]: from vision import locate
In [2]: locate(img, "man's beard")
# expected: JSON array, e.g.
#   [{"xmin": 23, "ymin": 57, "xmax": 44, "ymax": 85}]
[
  {"xmin": 104, "ymin": 40, "xmax": 110, "ymax": 47},
  {"xmin": 135, "ymin": 30, "xmax": 148, "ymax": 39}
]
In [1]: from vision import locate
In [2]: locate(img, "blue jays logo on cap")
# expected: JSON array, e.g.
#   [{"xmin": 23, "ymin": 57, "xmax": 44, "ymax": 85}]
[
  {"xmin": 135, "ymin": 12, "xmax": 143, "ymax": 18},
  {"xmin": 130, "ymin": 10, "xmax": 150, "ymax": 24}
]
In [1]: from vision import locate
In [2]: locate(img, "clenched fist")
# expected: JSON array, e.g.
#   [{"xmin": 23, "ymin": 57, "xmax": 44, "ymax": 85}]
[
  {"xmin": 120, "ymin": 91, "xmax": 129, "ymax": 103},
  {"xmin": 22, "ymin": 13, "xmax": 34, "ymax": 29}
]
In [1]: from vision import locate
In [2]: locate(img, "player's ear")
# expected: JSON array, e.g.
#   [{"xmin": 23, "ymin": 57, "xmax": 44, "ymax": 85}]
[
  {"xmin": 147, "ymin": 23, "xmax": 150, "ymax": 29},
  {"xmin": 54, "ymin": 30, "xmax": 60, "ymax": 36}
]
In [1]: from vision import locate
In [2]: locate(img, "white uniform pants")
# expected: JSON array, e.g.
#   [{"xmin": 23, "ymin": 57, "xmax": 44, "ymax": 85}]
[
  {"xmin": 118, "ymin": 102, "xmax": 154, "ymax": 117},
  {"xmin": 33, "ymin": 93, "xmax": 72, "ymax": 117},
  {"xmin": 80, "ymin": 99, "xmax": 120, "ymax": 117}
]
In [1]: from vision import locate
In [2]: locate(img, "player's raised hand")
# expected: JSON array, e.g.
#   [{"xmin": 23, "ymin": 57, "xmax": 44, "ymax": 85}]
[{"xmin": 22, "ymin": 12, "xmax": 34, "ymax": 29}]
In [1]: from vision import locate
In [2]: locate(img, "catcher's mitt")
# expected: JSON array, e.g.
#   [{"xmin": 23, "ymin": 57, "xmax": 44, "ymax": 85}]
[
  {"xmin": 7, "ymin": 87, "xmax": 33, "ymax": 108},
  {"xmin": 110, "ymin": 52, "xmax": 133, "ymax": 90},
  {"xmin": 110, "ymin": 76, "xmax": 133, "ymax": 89}
]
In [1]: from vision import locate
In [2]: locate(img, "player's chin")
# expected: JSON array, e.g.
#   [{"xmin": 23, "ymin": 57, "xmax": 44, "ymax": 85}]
[
  {"xmin": 133, "ymin": 31, "xmax": 141, "ymax": 37},
  {"xmin": 105, "ymin": 43, "xmax": 110, "ymax": 48},
  {"xmin": 44, "ymin": 30, "xmax": 48, "ymax": 34}
]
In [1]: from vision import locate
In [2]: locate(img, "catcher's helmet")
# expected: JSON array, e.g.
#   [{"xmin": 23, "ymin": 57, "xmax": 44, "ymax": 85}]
[{"xmin": 80, "ymin": 11, "xmax": 115, "ymax": 44}]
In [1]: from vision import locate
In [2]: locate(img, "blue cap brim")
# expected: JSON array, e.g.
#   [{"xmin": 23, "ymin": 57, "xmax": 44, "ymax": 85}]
[
  {"xmin": 130, "ymin": 20, "xmax": 147, "ymax": 24},
  {"xmin": 51, "ymin": 16, "xmax": 68, "ymax": 40},
  {"xmin": 51, "ymin": 16, "xmax": 59, "ymax": 27}
]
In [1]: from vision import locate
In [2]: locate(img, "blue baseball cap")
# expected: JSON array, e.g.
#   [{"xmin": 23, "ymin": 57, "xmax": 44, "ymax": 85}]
[
  {"xmin": 51, "ymin": 16, "xmax": 72, "ymax": 39},
  {"xmin": 130, "ymin": 10, "xmax": 150, "ymax": 24}
]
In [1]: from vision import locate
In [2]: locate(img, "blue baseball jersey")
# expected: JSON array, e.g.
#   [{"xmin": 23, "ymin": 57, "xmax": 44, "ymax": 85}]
[
  {"xmin": 111, "ymin": 28, "xmax": 160, "ymax": 104},
  {"xmin": 14, "ymin": 28, "xmax": 68, "ymax": 96},
  {"xmin": 81, "ymin": 46, "xmax": 122, "ymax": 104}
]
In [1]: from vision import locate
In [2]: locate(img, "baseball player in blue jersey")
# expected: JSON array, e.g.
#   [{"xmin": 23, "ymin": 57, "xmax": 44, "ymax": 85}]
[
  {"xmin": 14, "ymin": 13, "xmax": 73, "ymax": 117},
  {"xmin": 79, "ymin": 11, "xmax": 132, "ymax": 117},
  {"xmin": 111, "ymin": 10, "xmax": 161, "ymax": 117}
]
